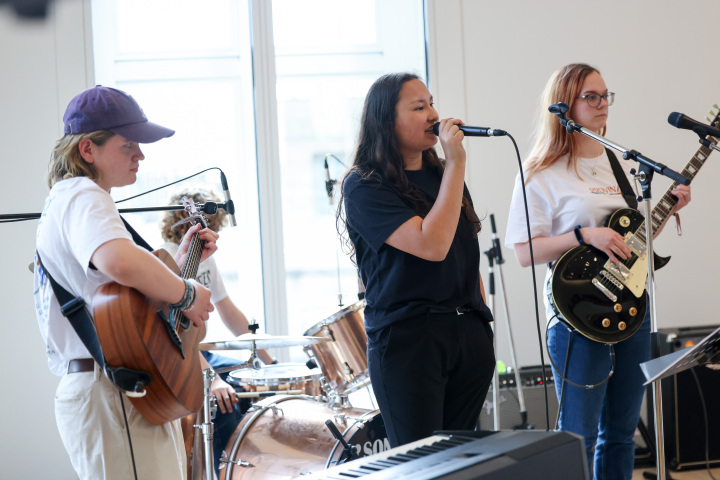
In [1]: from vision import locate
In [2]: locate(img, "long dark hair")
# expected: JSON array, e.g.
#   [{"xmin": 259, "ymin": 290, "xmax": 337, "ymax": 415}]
[{"xmin": 337, "ymin": 72, "xmax": 481, "ymax": 260}]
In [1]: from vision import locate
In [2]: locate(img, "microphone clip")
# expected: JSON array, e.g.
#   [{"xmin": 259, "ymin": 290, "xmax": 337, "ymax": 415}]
[{"xmin": 548, "ymin": 102, "xmax": 582, "ymax": 134}]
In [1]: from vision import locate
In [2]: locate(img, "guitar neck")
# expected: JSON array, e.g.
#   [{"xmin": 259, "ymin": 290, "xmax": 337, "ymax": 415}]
[
  {"xmin": 180, "ymin": 232, "xmax": 204, "ymax": 280},
  {"xmin": 634, "ymin": 134, "xmax": 717, "ymax": 243}
]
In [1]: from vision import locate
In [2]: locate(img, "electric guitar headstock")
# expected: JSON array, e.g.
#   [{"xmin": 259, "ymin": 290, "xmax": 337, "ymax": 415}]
[{"xmin": 705, "ymin": 103, "xmax": 720, "ymax": 135}]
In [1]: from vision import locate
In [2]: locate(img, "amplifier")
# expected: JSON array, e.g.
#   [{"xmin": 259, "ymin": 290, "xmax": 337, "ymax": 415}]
[
  {"xmin": 479, "ymin": 366, "xmax": 559, "ymax": 430},
  {"xmin": 648, "ymin": 326, "xmax": 720, "ymax": 470}
]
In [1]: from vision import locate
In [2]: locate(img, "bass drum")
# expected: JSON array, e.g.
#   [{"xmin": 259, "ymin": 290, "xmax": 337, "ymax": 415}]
[
  {"xmin": 303, "ymin": 301, "xmax": 369, "ymax": 395},
  {"xmin": 222, "ymin": 395, "xmax": 388, "ymax": 479}
]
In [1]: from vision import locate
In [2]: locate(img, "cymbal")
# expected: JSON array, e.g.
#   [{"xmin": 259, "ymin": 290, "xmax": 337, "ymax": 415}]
[{"xmin": 199, "ymin": 333, "xmax": 330, "ymax": 351}]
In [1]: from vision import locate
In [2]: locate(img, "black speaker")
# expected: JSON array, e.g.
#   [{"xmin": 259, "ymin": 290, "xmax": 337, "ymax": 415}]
[
  {"xmin": 647, "ymin": 326, "xmax": 720, "ymax": 470},
  {"xmin": 479, "ymin": 366, "xmax": 559, "ymax": 430}
]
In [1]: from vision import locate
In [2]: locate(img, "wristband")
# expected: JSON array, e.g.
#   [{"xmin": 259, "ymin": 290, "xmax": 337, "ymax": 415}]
[{"xmin": 573, "ymin": 225, "xmax": 585, "ymax": 246}]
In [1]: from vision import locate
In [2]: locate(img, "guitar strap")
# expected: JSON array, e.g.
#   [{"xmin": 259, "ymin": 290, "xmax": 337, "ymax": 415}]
[
  {"xmin": 36, "ymin": 217, "xmax": 154, "ymax": 392},
  {"xmin": 605, "ymin": 148, "xmax": 639, "ymax": 209}
]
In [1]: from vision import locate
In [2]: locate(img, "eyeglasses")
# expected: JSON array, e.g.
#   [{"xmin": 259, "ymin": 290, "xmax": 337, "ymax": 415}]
[{"xmin": 577, "ymin": 92, "xmax": 615, "ymax": 107}]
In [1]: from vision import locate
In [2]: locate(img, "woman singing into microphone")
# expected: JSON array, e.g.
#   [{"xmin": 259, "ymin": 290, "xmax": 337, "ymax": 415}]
[{"xmin": 338, "ymin": 72, "xmax": 495, "ymax": 447}]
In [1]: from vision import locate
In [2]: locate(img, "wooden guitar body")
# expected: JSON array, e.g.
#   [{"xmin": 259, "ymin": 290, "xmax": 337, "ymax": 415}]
[{"xmin": 94, "ymin": 247, "xmax": 206, "ymax": 425}]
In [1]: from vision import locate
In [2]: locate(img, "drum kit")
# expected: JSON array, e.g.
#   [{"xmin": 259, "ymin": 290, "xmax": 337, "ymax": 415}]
[{"xmin": 185, "ymin": 301, "xmax": 388, "ymax": 480}]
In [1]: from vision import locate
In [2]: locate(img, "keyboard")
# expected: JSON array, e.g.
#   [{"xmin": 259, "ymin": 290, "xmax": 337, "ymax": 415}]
[{"xmin": 299, "ymin": 430, "xmax": 588, "ymax": 480}]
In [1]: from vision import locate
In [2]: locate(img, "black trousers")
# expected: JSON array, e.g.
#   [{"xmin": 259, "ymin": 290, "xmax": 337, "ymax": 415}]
[{"xmin": 368, "ymin": 311, "xmax": 495, "ymax": 447}]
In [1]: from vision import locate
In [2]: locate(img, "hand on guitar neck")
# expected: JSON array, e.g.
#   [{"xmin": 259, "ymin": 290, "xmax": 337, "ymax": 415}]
[{"xmin": 174, "ymin": 222, "xmax": 219, "ymax": 269}]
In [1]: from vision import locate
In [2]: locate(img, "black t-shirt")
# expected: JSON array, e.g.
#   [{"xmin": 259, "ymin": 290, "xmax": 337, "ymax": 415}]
[{"xmin": 344, "ymin": 167, "xmax": 493, "ymax": 334}]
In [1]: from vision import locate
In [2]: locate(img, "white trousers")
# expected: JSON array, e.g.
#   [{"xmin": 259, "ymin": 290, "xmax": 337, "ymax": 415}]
[{"xmin": 55, "ymin": 363, "xmax": 186, "ymax": 480}]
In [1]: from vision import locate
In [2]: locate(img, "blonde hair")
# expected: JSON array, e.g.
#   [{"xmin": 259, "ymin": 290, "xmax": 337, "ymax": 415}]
[
  {"xmin": 524, "ymin": 63, "xmax": 606, "ymax": 183},
  {"xmin": 47, "ymin": 131, "xmax": 115, "ymax": 188},
  {"xmin": 160, "ymin": 189, "xmax": 228, "ymax": 243}
]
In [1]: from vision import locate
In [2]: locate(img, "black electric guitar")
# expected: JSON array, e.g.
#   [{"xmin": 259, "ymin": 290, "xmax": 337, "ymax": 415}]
[{"xmin": 550, "ymin": 106, "xmax": 719, "ymax": 344}]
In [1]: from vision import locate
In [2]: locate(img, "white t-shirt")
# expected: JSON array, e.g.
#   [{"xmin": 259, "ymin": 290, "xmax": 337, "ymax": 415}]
[
  {"xmin": 160, "ymin": 241, "xmax": 228, "ymax": 305},
  {"xmin": 34, "ymin": 177, "xmax": 133, "ymax": 376},
  {"xmin": 504, "ymin": 151, "xmax": 640, "ymax": 326}
]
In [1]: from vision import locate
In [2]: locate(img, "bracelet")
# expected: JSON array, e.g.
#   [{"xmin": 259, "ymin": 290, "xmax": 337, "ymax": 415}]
[
  {"xmin": 573, "ymin": 225, "xmax": 586, "ymax": 246},
  {"xmin": 169, "ymin": 279, "xmax": 195, "ymax": 312}
]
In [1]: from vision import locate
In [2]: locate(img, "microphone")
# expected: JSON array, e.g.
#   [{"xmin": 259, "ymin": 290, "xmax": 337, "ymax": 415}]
[
  {"xmin": 668, "ymin": 112, "xmax": 720, "ymax": 138},
  {"xmin": 432, "ymin": 122, "xmax": 507, "ymax": 137},
  {"xmin": 324, "ymin": 157, "xmax": 337, "ymax": 205},
  {"xmin": 220, "ymin": 171, "xmax": 237, "ymax": 227}
]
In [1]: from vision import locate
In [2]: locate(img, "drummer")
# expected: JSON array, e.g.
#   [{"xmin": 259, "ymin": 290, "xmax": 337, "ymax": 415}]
[{"xmin": 160, "ymin": 189, "xmax": 274, "ymax": 474}]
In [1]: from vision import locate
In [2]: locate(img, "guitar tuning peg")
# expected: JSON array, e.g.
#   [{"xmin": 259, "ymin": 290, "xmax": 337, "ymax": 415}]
[
  {"xmin": 707, "ymin": 116, "xmax": 712, "ymax": 123},
  {"xmin": 714, "ymin": 103, "xmax": 719, "ymax": 110}
]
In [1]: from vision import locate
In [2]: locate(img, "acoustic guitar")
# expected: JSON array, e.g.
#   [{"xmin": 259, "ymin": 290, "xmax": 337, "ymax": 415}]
[
  {"xmin": 550, "ymin": 107, "xmax": 719, "ymax": 344},
  {"xmin": 94, "ymin": 197, "xmax": 208, "ymax": 425}
]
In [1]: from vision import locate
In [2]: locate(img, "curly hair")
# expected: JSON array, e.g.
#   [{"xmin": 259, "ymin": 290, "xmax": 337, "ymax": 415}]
[{"xmin": 160, "ymin": 189, "xmax": 228, "ymax": 244}]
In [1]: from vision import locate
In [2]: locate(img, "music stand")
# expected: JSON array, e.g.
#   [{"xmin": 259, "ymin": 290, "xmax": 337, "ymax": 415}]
[{"xmin": 640, "ymin": 325, "xmax": 720, "ymax": 385}]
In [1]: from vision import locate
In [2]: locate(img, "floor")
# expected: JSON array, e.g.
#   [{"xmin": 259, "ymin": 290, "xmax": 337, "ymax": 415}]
[{"xmin": 632, "ymin": 467, "xmax": 720, "ymax": 480}]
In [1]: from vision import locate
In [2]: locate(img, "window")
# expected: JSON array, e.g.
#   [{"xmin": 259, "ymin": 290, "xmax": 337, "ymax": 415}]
[{"xmin": 91, "ymin": 0, "xmax": 427, "ymax": 361}]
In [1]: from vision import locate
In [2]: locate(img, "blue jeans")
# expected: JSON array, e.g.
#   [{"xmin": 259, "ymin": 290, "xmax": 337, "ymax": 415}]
[{"xmin": 547, "ymin": 312, "xmax": 650, "ymax": 480}]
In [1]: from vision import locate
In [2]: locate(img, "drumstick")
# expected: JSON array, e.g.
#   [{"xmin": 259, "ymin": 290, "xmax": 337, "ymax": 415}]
[{"xmin": 233, "ymin": 389, "xmax": 304, "ymax": 398}]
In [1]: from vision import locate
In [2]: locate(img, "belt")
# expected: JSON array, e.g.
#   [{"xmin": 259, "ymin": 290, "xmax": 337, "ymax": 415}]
[{"xmin": 68, "ymin": 358, "xmax": 95, "ymax": 374}]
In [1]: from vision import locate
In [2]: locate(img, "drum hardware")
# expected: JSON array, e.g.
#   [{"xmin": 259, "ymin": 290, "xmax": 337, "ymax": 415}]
[
  {"xmin": 218, "ymin": 455, "xmax": 253, "ymax": 470},
  {"xmin": 325, "ymin": 392, "xmax": 351, "ymax": 410},
  {"xmin": 324, "ymin": 419, "xmax": 358, "ymax": 464},
  {"xmin": 333, "ymin": 413, "xmax": 370, "ymax": 427},
  {"xmin": 196, "ymin": 367, "xmax": 216, "ymax": 480},
  {"xmin": 194, "ymin": 353, "xmax": 261, "ymax": 480}
]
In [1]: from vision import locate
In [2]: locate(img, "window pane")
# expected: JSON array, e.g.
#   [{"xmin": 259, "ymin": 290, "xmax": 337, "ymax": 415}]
[
  {"xmin": 92, "ymin": 0, "xmax": 264, "ymax": 342},
  {"xmin": 271, "ymin": 0, "xmax": 427, "ymax": 362}
]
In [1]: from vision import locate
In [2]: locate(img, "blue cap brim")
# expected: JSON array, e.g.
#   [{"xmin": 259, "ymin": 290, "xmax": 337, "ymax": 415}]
[{"xmin": 112, "ymin": 121, "xmax": 175, "ymax": 143}]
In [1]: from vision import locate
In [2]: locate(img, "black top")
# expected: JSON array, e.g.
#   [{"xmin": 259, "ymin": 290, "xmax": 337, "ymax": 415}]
[{"xmin": 344, "ymin": 167, "xmax": 493, "ymax": 334}]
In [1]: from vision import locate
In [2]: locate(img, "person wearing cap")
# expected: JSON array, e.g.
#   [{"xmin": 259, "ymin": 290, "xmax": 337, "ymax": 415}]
[{"xmin": 33, "ymin": 85, "xmax": 219, "ymax": 480}]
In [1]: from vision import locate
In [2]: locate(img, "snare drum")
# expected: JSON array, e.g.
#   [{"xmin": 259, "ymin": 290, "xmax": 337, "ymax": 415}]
[
  {"xmin": 228, "ymin": 363, "xmax": 323, "ymax": 400},
  {"xmin": 303, "ymin": 301, "xmax": 369, "ymax": 395},
  {"xmin": 221, "ymin": 395, "xmax": 388, "ymax": 479}
]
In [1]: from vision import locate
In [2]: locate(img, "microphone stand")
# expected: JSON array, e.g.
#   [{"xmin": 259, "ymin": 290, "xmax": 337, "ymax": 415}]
[
  {"xmin": 483, "ymin": 214, "xmax": 532, "ymax": 430},
  {"xmin": 0, "ymin": 201, "xmax": 236, "ymax": 221},
  {"xmin": 549, "ymin": 103, "xmax": 690, "ymax": 480},
  {"xmin": 324, "ymin": 156, "xmax": 344, "ymax": 307}
]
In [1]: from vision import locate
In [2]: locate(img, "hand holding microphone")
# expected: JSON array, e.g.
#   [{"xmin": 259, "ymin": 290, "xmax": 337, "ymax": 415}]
[{"xmin": 432, "ymin": 122, "xmax": 507, "ymax": 137}]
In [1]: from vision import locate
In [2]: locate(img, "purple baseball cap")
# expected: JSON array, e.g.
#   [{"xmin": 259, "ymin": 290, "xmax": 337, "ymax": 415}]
[{"xmin": 63, "ymin": 85, "xmax": 175, "ymax": 143}]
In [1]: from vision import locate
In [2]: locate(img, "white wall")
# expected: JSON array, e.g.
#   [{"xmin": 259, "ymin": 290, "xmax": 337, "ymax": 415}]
[
  {"xmin": 3, "ymin": 0, "xmax": 720, "ymax": 476},
  {"xmin": 0, "ymin": 0, "xmax": 91, "ymax": 478},
  {"xmin": 428, "ymin": 0, "xmax": 720, "ymax": 370}
]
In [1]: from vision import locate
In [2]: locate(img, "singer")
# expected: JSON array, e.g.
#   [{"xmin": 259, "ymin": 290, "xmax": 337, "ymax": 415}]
[
  {"xmin": 337, "ymin": 72, "xmax": 495, "ymax": 447},
  {"xmin": 33, "ymin": 86, "xmax": 218, "ymax": 480},
  {"xmin": 504, "ymin": 63, "xmax": 691, "ymax": 480}
]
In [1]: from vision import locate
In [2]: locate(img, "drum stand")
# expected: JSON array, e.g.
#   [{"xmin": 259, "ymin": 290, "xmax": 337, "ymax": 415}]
[
  {"xmin": 199, "ymin": 350, "xmax": 262, "ymax": 480},
  {"xmin": 483, "ymin": 214, "xmax": 532, "ymax": 430},
  {"xmin": 199, "ymin": 368, "xmax": 217, "ymax": 480}
]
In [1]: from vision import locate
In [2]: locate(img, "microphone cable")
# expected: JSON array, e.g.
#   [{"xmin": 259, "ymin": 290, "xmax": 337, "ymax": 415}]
[{"xmin": 498, "ymin": 132, "xmax": 551, "ymax": 431}]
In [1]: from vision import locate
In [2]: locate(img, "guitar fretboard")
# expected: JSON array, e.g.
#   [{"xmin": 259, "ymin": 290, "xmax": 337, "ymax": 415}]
[{"xmin": 634, "ymin": 131, "xmax": 718, "ymax": 243}]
